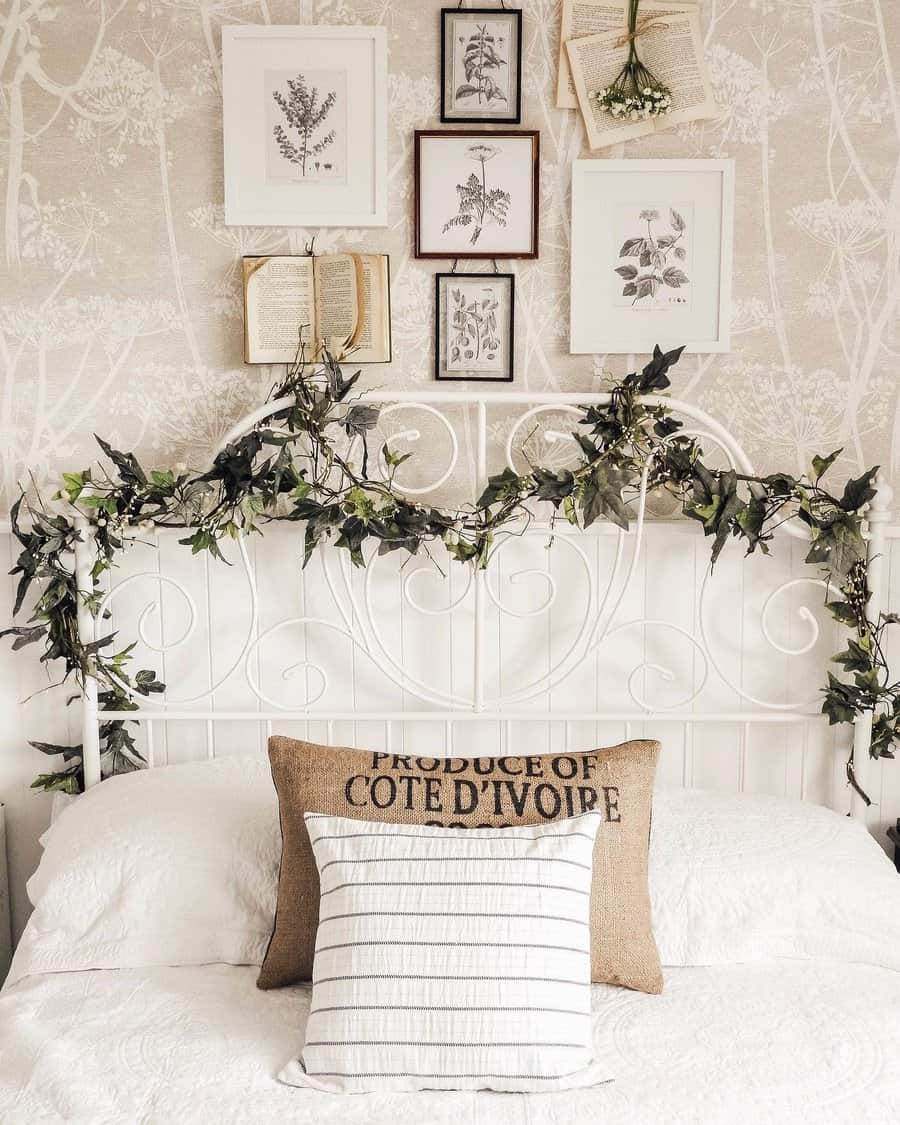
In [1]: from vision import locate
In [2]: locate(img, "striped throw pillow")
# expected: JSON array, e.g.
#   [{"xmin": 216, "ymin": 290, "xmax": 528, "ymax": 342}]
[{"xmin": 278, "ymin": 811, "xmax": 613, "ymax": 1093}]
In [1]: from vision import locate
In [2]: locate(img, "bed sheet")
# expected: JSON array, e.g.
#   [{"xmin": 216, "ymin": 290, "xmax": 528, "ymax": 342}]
[{"xmin": 2, "ymin": 959, "xmax": 899, "ymax": 1124}]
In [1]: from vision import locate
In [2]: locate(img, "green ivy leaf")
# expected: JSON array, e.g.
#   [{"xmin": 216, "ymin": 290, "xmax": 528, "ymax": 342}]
[
  {"xmin": 581, "ymin": 465, "xmax": 630, "ymax": 530},
  {"xmin": 811, "ymin": 449, "xmax": 842, "ymax": 480},
  {"xmin": 839, "ymin": 467, "xmax": 878, "ymax": 513},
  {"xmin": 832, "ymin": 638, "xmax": 873, "ymax": 674},
  {"xmin": 477, "ymin": 468, "xmax": 522, "ymax": 509}
]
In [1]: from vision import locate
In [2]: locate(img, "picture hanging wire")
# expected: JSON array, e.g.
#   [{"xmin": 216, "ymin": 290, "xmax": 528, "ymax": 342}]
[{"xmin": 448, "ymin": 260, "xmax": 501, "ymax": 273}]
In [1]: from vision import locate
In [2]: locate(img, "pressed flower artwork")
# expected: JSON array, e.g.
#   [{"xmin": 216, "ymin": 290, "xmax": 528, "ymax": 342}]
[
  {"xmin": 415, "ymin": 130, "xmax": 539, "ymax": 259},
  {"xmin": 435, "ymin": 272, "xmax": 515, "ymax": 381},
  {"xmin": 441, "ymin": 8, "xmax": 522, "ymax": 123},
  {"xmin": 612, "ymin": 204, "xmax": 693, "ymax": 309},
  {"xmin": 265, "ymin": 69, "xmax": 347, "ymax": 184}
]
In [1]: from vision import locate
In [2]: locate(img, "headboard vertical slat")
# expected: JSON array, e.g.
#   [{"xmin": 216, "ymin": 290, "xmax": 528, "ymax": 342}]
[{"xmin": 473, "ymin": 402, "xmax": 488, "ymax": 714}]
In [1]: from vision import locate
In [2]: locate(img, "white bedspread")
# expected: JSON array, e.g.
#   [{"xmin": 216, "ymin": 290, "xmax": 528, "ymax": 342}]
[{"xmin": 2, "ymin": 960, "xmax": 899, "ymax": 1124}]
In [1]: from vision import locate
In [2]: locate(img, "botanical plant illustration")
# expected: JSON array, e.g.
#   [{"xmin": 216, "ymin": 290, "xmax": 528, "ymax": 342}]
[
  {"xmin": 455, "ymin": 23, "xmax": 507, "ymax": 106},
  {"xmin": 272, "ymin": 73, "xmax": 337, "ymax": 177},
  {"xmin": 442, "ymin": 144, "xmax": 511, "ymax": 247},
  {"xmin": 449, "ymin": 285, "xmax": 501, "ymax": 366},
  {"xmin": 615, "ymin": 208, "xmax": 689, "ymax": 305}
]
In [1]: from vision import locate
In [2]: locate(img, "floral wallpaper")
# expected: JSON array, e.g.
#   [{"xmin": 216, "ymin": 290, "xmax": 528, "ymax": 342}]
[{"xmin": 1, "ymin": 0, "xmax": 898, "ymax": 504}]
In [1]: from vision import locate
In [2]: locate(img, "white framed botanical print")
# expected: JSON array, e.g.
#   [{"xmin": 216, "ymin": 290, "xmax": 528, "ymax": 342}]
[
  {"xmin": 415, "ymin": 130, "xmax": 539, "ymax": 259},
  {"xmin": 222, "ymin": 26, "xmax": 387, "ymax": 227},
  {"xmin": 435, "ymin": 272, "xmax": 515, "ymax": 382},
  {"xmin": 570, "ymin": 159, "xmax": 734, "ymax": 354}
]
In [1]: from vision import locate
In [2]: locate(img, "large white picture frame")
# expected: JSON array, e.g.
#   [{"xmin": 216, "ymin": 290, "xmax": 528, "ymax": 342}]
[
  {"xmin": 570, "ymin": 159, "xmax": 734, "ymax": 354},
  {"xmin": 223, "ymin": 25, "xmax": 387, "ymax": 227}
]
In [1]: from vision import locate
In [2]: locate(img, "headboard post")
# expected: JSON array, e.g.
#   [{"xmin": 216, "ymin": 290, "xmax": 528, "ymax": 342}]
[
  {"xmin": 73, "ymin": 517, "xmax": 102, "ymax": 790},
  {"xmin": 850, "ymin": 472, "xmax": 894, "ymax": 820}
]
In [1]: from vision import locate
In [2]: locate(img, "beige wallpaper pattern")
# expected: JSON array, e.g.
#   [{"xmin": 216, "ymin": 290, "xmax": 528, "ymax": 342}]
[{"xmin": 1, "ymin": 0, "xmax": 898, "ymax": 501}]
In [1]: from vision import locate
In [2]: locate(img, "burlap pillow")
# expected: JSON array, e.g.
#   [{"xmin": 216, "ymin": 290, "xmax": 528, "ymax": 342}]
[{"xmin": 259, "ymin": 736, "xmax": 663, "ymax": 993}]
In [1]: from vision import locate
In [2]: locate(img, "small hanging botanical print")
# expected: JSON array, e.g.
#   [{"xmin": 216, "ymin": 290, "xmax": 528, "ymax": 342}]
[
  {"xmin": 441, "ymin": 7, "xmax": 523, "ymax": 124},
  {"xmin": 434, "ymin": 272, "xmax": 515, "ymax": 382},
  {"xmin": 415, "ymin": 130, "xmax": 539, "ymax": 259}
]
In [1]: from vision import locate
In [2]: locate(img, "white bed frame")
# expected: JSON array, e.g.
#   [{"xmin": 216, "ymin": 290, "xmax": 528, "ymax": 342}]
[{"xmin": 69, "ymin": 390, "xmax": 894, "ymax": 826}]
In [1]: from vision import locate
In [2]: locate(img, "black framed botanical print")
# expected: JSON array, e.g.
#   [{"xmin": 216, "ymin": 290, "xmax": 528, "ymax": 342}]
[
  {"xmin": 415, "ymin": 130, "xmax": 539, "ymax": 259},
  {"xmin": 435, "ymin": 272, "xmax": 515, "ymax": 382},
  {"xmin": 441, "ymin": 7, "xmax": 523, "ymax": 124}
]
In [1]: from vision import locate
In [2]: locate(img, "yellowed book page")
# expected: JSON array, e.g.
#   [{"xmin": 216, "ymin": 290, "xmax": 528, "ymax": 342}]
[
  {"xmin": 313, "ymin": 254, "xmax": 359, "ymax": 359},
  {"xmin": 242, "ymin": 256, "xmax": 315, "ymax": 364},
  {"xmin": 348, "ymin": 255, "xmax": 391, "ymax": 363},
  {"xmin": 557, "ymin": 0, "xmax": 627, "ymax": 110},
  {"xmin": 558, "ymin": 0, "xmax": 700, "ymax": 109},
  {"xmin": 566, "ymin": 10, "xmax": 715, "ymax": 150},
  {"xmin": 632, "ymin": 7, "xmax": 716, "ymax": 130}
]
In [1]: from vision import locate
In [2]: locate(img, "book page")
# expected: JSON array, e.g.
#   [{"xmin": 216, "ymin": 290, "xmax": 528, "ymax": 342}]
[
  {"xmin": 557, "ymin": 0, "xmax": 627, "ymax": 109},
  {"xmin": 566, "ymin": 8, "xmax": 716, "ymax": 150},
  {"xmin": 348, "ymin": 255, "xmax": 391, "ymax": 364},
  {"xmin": 313, "ymin": 254, "xmax": 359, "ymax": 358},
  {"xmin": 557, "ymin": 0, "xmax": 699, "ymax": 109},
  {"xmin": 242, "ymin": 256, "xmax": 315, "ymax": 364}
]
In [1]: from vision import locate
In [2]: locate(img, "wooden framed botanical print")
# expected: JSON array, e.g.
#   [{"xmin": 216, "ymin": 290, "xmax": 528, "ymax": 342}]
[
  {"xmin": 441, "ymin": 7, "xmax": 523, "ymax": 124},
  {"xmin": 415, "ymin": 130, "xmax": 539, "ymax": 259},
  {"xmin": 435, "ymin": 272, "xmax": 515, "ymax": 382},
  {"xmin": 570, "ymin": 158, "xmax": 734, "ymax": 353},
  {"xmin": 222, "ymin": 26, "xmax": 387, "ymax": 227}
]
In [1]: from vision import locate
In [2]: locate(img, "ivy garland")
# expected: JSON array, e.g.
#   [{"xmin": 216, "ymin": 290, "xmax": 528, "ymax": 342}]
[{"xmin": 3, "ymin": 345, "xmax": 897, "ymax": 802}]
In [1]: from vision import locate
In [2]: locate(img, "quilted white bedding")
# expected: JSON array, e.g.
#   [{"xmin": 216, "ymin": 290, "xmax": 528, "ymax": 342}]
[{"xmin": 2, "ymin": 959, "xmax": 900, "ymax": 1124}]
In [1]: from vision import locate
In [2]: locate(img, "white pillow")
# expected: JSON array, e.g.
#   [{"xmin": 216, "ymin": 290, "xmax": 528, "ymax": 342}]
[
  {"xmin": 650, "ymin": 787, "xmax": 900, "ymax": 971},
  {"xmin": 9, "ymin": 756, "xmax": 900, "ymax": 992},
  {"xmin": 278, "ymin": 811, "xmax": 612, "ymax": 1093},
  {"xmin": 6, "ymin": 756, "xmax": 280, "ymax": 988}
]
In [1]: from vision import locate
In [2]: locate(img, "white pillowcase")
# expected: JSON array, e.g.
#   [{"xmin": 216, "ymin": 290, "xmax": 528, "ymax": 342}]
[
  {"xmin": 8, "ymin": 752, "xmax": 900, "ymax": 992},
  {"xmin": 278, "ymin": 811, "xmax": 611, "ymax": 1093},
  {"xmin": 650, "ymin": 787, "xmax": 900, "ymax": 971},
  {"xmin": 6, "ymin": 756, "xmax": 280, "ymax": 988}
]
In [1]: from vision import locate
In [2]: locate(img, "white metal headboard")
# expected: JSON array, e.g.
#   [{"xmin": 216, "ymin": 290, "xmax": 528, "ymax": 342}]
[{"xmin": 70, "ymin": 390, "xmax": 894, "ymax": 827}]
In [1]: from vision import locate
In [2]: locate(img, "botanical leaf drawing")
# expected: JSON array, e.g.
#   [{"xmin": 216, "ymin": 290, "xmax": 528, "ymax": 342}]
[
  {"xmin": 615, "ymin": 208, "xmax": 690, "ymax": 306},
  {"xmin": 449, "ymin": 285, "xmax": 501, "ymax": 367},
  {"xmin": 272, "ymin": 73, "xmax": 336, "ymax": 177},
  {"xmin": 442, "ymin": 144, "xmax": 511, "ymax": 247},
  {"xmin": 456, "ymin": 23, "xmax": 508, "ymax": 105}
]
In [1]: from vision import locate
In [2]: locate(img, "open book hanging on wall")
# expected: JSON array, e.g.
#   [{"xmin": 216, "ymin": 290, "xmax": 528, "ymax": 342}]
[{"xmin": 242, "ymin": 253, "xmax": 392, "ymax": 365}]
